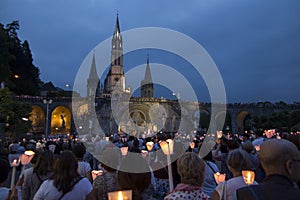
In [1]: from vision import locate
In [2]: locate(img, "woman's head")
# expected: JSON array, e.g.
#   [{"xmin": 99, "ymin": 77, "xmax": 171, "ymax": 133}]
[
  {"xmin": 34, "ymin": 150, "xmax": 55, "ymax": 176},
  {"xmin": 177, "ymin": 152, "xmax": 206, "ymax": 186},
  {"xmin": 226, "ymin": 149, "xmax": 254, "ymax": 173},
  {"xmin": 72, "ymin": 143, "xmax": 86, "ymax": 159},
  {"xmin": 242, "ymin": 141, "xmax": 255, "ymax": 154},
  {"xmin": 53, "ymin": 151, "xmax": 79, "ymax": 193}
]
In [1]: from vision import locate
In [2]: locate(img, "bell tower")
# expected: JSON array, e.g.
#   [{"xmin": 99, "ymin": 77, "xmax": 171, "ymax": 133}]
[{"xmin": 103, "ymin": 14, "xmax": 125, "ymax": 95}]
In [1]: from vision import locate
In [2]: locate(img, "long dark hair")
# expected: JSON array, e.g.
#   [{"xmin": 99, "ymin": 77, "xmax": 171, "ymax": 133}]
[
  {"xmin": 52, "ymin": 151, "xmax": 80, "ymax": 193},
  {"xmin": 33, "ymin": 150, "xmax": 54, "ymax": 176}
]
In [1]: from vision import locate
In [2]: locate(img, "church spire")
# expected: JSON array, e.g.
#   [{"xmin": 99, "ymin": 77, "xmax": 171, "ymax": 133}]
[
  {"xmin": 141, "ymin": 54, "xmax": 154, "ymax": 98},
  {"xmin": 87, "ymin": 53, "xmax": 100, "ymax": 98},
  {"xmin": 143, "ymin": 54, "xmax": 153, "ymax": 84},
  {"xmin": 113, "ymin": 13, "xmax": 122, "ymax": 42},
  {"xmin": 114, "ymin": 13, "xmax": 120, "ymax": 36},
  {"xmin": 103, "ymin": 14, "xmax": 125, "ymax": 94},
  {"xmin": 88, "ymin": 53, "xmax": 98, "ymax": 81}
]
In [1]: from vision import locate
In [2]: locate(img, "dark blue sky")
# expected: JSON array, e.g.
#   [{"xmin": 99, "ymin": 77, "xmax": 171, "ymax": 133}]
[{"xmin": 1, "ymin": 0, "xmax": 300, "ymax": 103}]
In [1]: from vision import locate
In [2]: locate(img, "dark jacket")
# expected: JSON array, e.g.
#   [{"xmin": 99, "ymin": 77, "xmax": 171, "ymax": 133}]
[{"xmin": 236, "ymin": 174, "xmax": 300, "ymax": 200}]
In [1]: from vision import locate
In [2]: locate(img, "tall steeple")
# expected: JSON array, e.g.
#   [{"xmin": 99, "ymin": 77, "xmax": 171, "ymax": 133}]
[
  {"xmin": 103, "ymin": 14, "xmax": 125, "ymax": 94},
  {"xmin": 87, "ymin": 53, "xmax": 100, "ymax": 98},
  {"xmin": 141, "ymin": 54, "xmax": 154, "ymax": 98}
]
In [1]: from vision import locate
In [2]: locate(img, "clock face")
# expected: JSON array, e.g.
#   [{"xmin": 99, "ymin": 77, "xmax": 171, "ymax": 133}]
[{"xmin": 113, "ymin": 45, "xmax": 115, "ymax": 48}]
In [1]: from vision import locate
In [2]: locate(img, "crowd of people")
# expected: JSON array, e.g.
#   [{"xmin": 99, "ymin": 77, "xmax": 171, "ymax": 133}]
[{"xmin": 0, "ymin": 129, "xmax": 299, "ymax": 200}]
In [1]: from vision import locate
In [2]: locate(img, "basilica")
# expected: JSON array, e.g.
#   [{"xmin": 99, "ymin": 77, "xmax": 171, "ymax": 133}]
[{"xmin": 83, "ymin": 15, "xmax": 197, "ymax": 136}]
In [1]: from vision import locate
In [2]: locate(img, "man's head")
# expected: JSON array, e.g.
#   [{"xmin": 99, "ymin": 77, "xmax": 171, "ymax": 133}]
[{"xmin": 259, "ymin": 139, "xmax": 300, "ymax": 182}]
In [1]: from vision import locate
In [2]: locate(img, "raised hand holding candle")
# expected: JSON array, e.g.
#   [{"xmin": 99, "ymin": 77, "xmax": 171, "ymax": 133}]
[
  {"xmin": 8, "ymin": 154, "xmax": 21, "ymax": 189},
  {"xmin": 92, "ymin": 170, "xmax": 103, "ymax": 180}
]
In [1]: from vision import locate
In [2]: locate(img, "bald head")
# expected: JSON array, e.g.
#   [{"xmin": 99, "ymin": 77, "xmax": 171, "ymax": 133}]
[{"xmin": 259, "ymin": 139, "xmax": 300, "ymax": 181}]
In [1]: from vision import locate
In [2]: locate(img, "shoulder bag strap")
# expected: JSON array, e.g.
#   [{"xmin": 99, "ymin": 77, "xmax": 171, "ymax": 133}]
[
  {"xmin": 205, "ymin": 161, "xmax": 217, "ymax": 174},
  {"xmin": 58, "ymin": 176, "xmax": 84, "ymax": 200}
]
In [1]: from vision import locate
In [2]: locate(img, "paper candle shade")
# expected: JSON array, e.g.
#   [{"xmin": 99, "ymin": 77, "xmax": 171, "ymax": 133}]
[
  {"xmin": 8, "ymin": 154, "xmax": 21, "ymax": 167},
  {"xmin": 189, "ymin": 142, "xmax": 195, "ymax": 149},
  {"xmin": 120, "ymin": 147, "xmax": 128, "ymax": 156},
  {"xmin": 92, "ymin": 170, "xmax": 103, "ymax": 180},
  {"xmin": 217, "ymin": 131, "xmax": 223, "ymax": 139},
  {"xmin": 141, "ymin": 150, "xmax": 148, "ymax": 158},
  {"xmin": 20, "ymin": 150, "xmax": 35, "ymax": 165},
  {"xmin": 159, "ymin": 139, "xmax": 174, "ymax": 155},
  {"xmin": 242, "ymin": 170, "xmax": 255, "ymax": 185},
  {"xmin": 107, "ymin": 190, "xmax": 132, "ymax": 200},
  {"xmin": 214, "ymin": 172, "xmax": 226, "ymax": 184},
  {"xmin": 146, "ymin": 141, "xmax": 154, "ymax": 151}
]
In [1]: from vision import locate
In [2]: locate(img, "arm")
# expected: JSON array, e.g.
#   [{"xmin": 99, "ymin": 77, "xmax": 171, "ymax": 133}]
[
  {"xmin": 213, "ymin": 143, "xmax": 222, "ymax": 161},
  {"xmin": 210, "ymin": 190, "xmax": 220, "ymax": 200},
  {"xmin": 21, "ymin": 173, "xmax": 30, "ymax": 200}
]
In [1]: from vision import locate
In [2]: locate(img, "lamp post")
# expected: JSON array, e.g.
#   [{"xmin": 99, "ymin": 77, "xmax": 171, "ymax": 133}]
[{"xmin": 43, "ymin": 99, "xmax": 52, "ymax": 138}]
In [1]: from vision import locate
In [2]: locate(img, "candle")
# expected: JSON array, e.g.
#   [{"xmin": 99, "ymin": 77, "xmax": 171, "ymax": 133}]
[
  {"xmin": 254, "ymin": 145, "xmax": 260, "ymax": 152},
  {"xmin": 214, "ymin": 172, "xmax": 226, "ymax": 184},
  {"xmin": 12, "ymin": 159, "xmax": 18, "ymax": 166},
  {"xmin": 107, "ymin": 190, "xmax": 132, "ymax": 200},
  {"xmin": 20, "ymin": 150, "xmax": 35, "ymax": 165},
  {"xmin": 141, "ymin": 150, "xmax": 148, "ymax": 158},
  {"xmin": 217, "ymin": 131, "xmax": 223, "ymax": 139},
  {"xmin": 146, "ymin": 141, "xmax": 154, "ymax": 151},
  {"xmin": 189, "ymin": 142, "xmax": 195, "ymax": 149},
  {"xmin": 118, "ymin": 191, "xmax": 123, "ymax": 200},
  {"xmin": 242, "ymin": 170, "xmax": 255, "ymax": 185},
  {"xmin": 159, "ymin": 139, "xmax": 174, "ymax": 192},
  {"xmin": 120, "ymin": 147, "xmax": 128, "ymax": 156},
  {"xmin": 91, "ymin": 170, "xmax": 103, "ymax": 180}
]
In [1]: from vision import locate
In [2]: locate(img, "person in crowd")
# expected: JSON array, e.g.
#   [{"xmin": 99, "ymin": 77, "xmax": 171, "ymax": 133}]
[
  {"xmin": 72, "ymin": 143, "xmax": 92, "ymax": 180},
  {"xmin": 129, "ymin": 138, "xmax": 141, "ymax": 153},
  {"xmin": 251, "ymin": 129, "xmax": 265, "ymax": 151},
  {"xmin": 92, "ymin": 148, "xmax": 120, "ymax": 200},
  {"xmin": 150, "ymin": 150, "xmax": 170, "ymax": 199},
  {"xmin": 0, "ymin": 158, "xmax": 20, "ymax": 200},
  {"xmin": 34, "ymin": 151, "xmax": 93, "ymax": 200},
  {"xmin": 242, "ymin": 141, "xmax": 265, "ymax": 183},
  {"xmin": 22, "ymin": 150, "xmax": 54, "ymax": 200},
  {"xmin": 0, "ymin": 159, "xmax": 10, "ymax": 199},
  {"xmin": 164, "ymin": 152, "xmax": 210, "ymax": 200},
  {"xmin": 118, "ymin": 154, "xmax": 156, "ymax": 200},
  {"xmin": 236, "ymin": 139, "xmax": 300, "ymax": 200},
  {"xmin": 213, "ymin": 138, "xmax": 240, "ymax": 180},
  {"xmin": 211, "ymin": 148, "xmax": 257, "ymax": 200},
  {"xmin": 202, "ymin": 151, "xmax": 219, "ymax": 197}
]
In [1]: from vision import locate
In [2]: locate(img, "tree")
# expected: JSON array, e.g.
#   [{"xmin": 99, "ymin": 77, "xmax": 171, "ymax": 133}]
[
  {"xmin": 0, "ymin": 21, "xmax": 42, "ymax": 95},
  {"xmin": 253, "ymin": 110, "xmax": 300, "ymax": 131},
  {"xmin": 0, "ymin": 87, "xmax": 32, "ymax": 139}
]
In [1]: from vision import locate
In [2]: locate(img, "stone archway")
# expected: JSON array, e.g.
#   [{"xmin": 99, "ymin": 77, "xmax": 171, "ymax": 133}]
[
  {"xmin": 50, "ymin": 106, "xmax": 71, "ymax": 134},
  {"xmin": 29, "ymin": 105, "xmax": 45, "ymax": 133},
  {"xmin": 215, "ymin": 111, "xmax": 232, "ymax": 132},
  {"xmin": 236, "ymin": 111, "xmax": 250, "ymax": 133}
]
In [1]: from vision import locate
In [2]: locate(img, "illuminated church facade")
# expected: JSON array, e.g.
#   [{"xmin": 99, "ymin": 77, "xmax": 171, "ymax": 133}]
[{"xmin": 84, "ymin": 15, "xmax": 185, "ymax": 135}]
